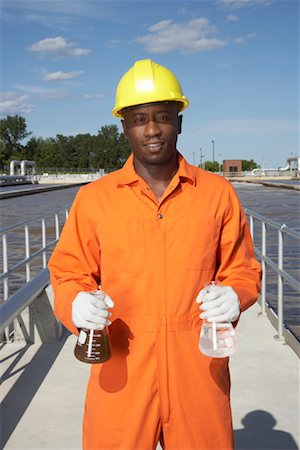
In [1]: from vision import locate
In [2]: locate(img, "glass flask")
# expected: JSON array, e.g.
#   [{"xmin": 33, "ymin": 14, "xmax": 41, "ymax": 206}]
[
  {"xmin": 199, "ymin": 281, "xmax": 237, "ymax": 358},
  {"xmin": 74, "ymin": 327, "xmax": 112, "ymax": 364}
]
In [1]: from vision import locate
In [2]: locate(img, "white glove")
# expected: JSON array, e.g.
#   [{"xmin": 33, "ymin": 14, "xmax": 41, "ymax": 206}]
[
  {"xmin": 196, "ymin": 285, "xmax": 240, "ymax": 323},
  {"xmin": 72, "ymin": 290, "xmax": 114, "ymax": 330}
]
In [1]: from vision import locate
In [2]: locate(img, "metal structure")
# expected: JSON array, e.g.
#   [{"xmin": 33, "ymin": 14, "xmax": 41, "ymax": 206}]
[
  {"xmin": 0, "ymin": 208, "xmax": 299, "ymax": 355},
  {"xmin": 0, "ymin": 268, "xmax": 49, "ymax": 336},
  {"xmin": 245, "ymin": 208, "xmax": 300, "ymax": 354},
  {"xmin": 9, "ymin": 160, "xmax": 36, "ymax": 176},
  {"xmin": 279, "ymin": 156, "xmax": 300, "ymax": 173},
  {"xmin": 1, "ymin": 207, "xmax": 68, "ymax": 302}
]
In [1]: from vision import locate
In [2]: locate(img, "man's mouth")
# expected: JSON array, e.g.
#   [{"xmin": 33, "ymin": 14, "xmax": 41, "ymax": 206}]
[{"xmin": 144, "ymin": 141, "xmax": 164, "ymax": 151}]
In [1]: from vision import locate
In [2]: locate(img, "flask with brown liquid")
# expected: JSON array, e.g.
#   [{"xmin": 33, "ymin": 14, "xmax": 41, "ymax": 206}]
[{"xmin": 74, "ymin": 326, "xmax": 112, "ymax": 364}]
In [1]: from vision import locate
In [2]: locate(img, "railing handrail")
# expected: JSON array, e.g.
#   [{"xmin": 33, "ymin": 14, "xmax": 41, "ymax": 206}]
[
  {"xmin": 0, "ymin": 238, "xmax": 57, "ymax": 280},
  {"xmin": 244, "ymin": 208, "xmax": 300, "ymax": 239},
  {"xmin": 0, "ymin": 206, "xmax": 68, "ymax": 234},
  {"xmin": 0, "ymin": 268, "xmax": 49, "ymax": 335},
  {"xmin": 244, "ymin": 207, "xmax": 300, "ymax": 352},
  {"xmin": 1, "ymin": 206, "xmax": 299, "ymax": 353},
  {"xmin": 1, "ymin": 206, "xmax": 69, "ymax": 306}
]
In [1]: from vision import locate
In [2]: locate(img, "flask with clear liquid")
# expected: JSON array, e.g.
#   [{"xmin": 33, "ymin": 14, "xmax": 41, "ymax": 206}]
[{"xmin": 199, "ymin": 281, "xmax": 237, "ymax": 358}]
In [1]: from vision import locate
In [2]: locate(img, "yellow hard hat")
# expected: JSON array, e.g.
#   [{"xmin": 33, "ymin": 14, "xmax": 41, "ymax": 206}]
[{"xmin": 112, "ymin": 59, "xmax": 189, "ymax": 118}]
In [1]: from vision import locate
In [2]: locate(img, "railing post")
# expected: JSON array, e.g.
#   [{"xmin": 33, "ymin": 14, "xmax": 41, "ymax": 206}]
[
  {"xmin": 42, "ymin": 219, "xmax": 47, "ymax": 268},
  {"xmin": 2, "ymin": 233, "xmax": 9, "ymax": 300},
  {"xmin": 249, "ymin": 215, "xmax": 254, "ymax": 240},
  {"xmin": 25, "ymin": 225, "xmax": 30, "ymax": 282},
  {"xmin": 260, "ymin": 221, "xmax": 267, "ymax": 316},
  {"xmin": 277, "ymin": 225, "xmax": 285, "ymax": 340},
  {"xmin": 55, "ymin": 214, "xmax": 59, "ymax": 240}
]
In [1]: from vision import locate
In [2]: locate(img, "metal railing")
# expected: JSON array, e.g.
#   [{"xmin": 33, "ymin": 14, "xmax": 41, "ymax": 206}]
[
  {"xmin": 0, "ymin": 268, "xmax": 50, "ymax": 336},
  {"xmin": 245, "ymin": 208, "xmax": 300, "ymax": 353},
  {"xmin": 0, "ymin": 206, "xmax": 299, "ymax": 353},
  {"xmin": 1, "ymin": 207, "xmax": 69, "ymax": 302}
]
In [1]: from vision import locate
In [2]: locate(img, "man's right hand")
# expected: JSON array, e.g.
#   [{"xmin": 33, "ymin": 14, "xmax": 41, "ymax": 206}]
[{"xmin": 72, "ymin": 290, "xmax": 114, "ymax": 330}]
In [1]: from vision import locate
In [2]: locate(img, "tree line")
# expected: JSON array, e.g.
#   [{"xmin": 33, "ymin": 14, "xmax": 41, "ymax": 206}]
[
  {"xmin": 0, "ymin": 115, "xmax": 131, "ymax": 173},
  {"xmin": 0, "ymin": 115, "xmax": 258, "ymax": 173}
]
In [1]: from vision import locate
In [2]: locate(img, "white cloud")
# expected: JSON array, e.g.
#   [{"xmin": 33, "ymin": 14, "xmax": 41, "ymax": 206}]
[
  {"xmin": 43, "ymin": 70, "xmax": 84, "ymax": 81},
  {"xmin": 178, "ymin": 7, "xmax": 188, "ymax": 15},
  {"xmin": 226, "ymin": 14, "xmax": 239, "ymax": 21},
  {"xmin": 135, "ymin": 18, "xmax": 226, "ymax": 54},
  {"xmin": 39, "ymin": 90, "xmax": 71, "ymax": 100},
  {"xmin": 191, "ymin": 118, "xmax": 299, "ymax": 135},
  {"xmin": 233, "ymin": 33, "xmax": 256, "ymax": 43},
  {"xmin": 148, "ymin": 20, "xmax": 172, "ymax": 32},
  {"xmin": 27, "ymin": 36, "xmax": 91, "ymax": 57},
  {"xmin": 84, "ymin": 94, "xmax": 104, "ymax": 99},
  {"xmin": 108, "ymin": 38, "xmax": 121, "ymax": 48},
  {"xmin": 24, "ymin": 13, "xmax": 72, "ymax": 30},
  {"xmin": 0, "ymin": 93, "xmax": 34, "ymax": 115},
  {"xmin": 14, "ymin": 84, "xmax": 49, "ymax": 95},
  {"xmin": 234, "ymin": 37, "xmax": 245, "ymax": 43},
  {"xmin": 217, "ymin": 0, "xmax": 271, "ymax": 9},
  {"xmin": 4, "ymin": 1, "xmax": 112, "ymax": 21},
  {"xmin": 13, "ymin": 84, "xmax": 71, "ymax": 100}
]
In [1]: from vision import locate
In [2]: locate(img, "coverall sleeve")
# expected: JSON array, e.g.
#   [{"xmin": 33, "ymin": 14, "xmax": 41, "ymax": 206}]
[
  {"xmin": 215, "ymin": 182, "xmax": 261, "ymax": 312},
  {"xmin": 48, "ymin": 187, "xmax": 101, "ymax": 334}
]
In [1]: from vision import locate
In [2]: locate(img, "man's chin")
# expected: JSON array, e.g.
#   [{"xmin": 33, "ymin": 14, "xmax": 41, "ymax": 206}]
[{"xmin": 143, "ymin": 149, "xmax": 176, "ymax": 166}]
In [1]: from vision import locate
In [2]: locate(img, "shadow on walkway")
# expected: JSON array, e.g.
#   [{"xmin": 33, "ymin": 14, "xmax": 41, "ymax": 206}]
[
  {"xmin": 234, "ymin": 410, "xmax": 298, "ymax": 450},
  {"xmin": 0, "ymin": 329, "xmax": 70, "ymax": 448}
]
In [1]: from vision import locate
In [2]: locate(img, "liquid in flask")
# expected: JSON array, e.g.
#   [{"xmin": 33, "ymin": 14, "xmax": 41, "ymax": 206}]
[{"xmin": 74, "ymin": 327, "xmax": 111, "ymax": 364}]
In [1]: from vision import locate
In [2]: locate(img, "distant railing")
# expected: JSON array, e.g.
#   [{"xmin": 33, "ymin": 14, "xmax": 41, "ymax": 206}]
[
  {"xmin": 222, "ymin": 170, "xmax": 298, "ymax": 178},
  {"xmin": 0, "ymin": 207, "xmax": 69, "ymax": 302},
  {"xmin": 245, "ymin": 208, "xmax": 300, "ymax": 354},
  {"xmin": 36, "ymin": 172, "xmax": 103, "ymax": 182}
]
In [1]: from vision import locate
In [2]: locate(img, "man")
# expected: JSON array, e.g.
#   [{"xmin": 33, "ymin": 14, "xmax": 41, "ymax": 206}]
[{"xmin": 49, "ymin": 59, "xmax": 261, "ymax": 449}]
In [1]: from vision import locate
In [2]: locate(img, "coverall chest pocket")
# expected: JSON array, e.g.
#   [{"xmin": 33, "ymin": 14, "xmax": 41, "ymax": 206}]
[
  {"xmin": 172, "ymin": 218, "xmax": 220, "ymax": 270},
  {"xmin": 99, "ymin": 220, "xmax": 145, "ymax": 273}
]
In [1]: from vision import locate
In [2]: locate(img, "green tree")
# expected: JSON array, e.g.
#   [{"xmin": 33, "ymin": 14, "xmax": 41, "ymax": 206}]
[
  {"xmin": 204, "ymin": 161, "xmax": 219, "ymax": 172},
  {"xmin": 242, "ymin": 159, "xmax": 258, "ymax": 171},
  {"xmin": 23, "ymin": 136, "xmax": 39, "ymax": 161},
  {"xmin": 34, "ymin": 137, "xmax": 57, "ymax": 169},
  {"xmin": 0, "ymin": 118, "xmax": 131, "ymax": 173},
  {"xmin": 72, "ymin": 133, "xmax": 96, "ymax": 169},
  {"xmin": 0, "ymin": 115, "xmax": 31, "ymax": 169},
  {"xmin": 96, "ymin": 125, "xmax": 130, "ymax": 170}
]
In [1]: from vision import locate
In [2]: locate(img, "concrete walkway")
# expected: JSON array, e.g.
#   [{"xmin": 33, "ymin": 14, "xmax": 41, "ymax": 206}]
[{"xmin": 1, "ymin": 303, "xmax": 299, "ymax": 450}]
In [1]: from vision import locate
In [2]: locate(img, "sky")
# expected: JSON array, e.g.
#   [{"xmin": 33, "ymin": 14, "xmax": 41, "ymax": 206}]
[{"xmin": 0, "ymin": 0, "xmax": 299, "ymax": 169}]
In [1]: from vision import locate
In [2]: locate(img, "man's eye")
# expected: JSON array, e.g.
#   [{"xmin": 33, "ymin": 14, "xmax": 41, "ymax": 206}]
[
  {"xmin": 134, "ymin": 116, "xmax": 145, "ymax": 124},
  {"xmin": 158, "ymin": 114, "xmax": 170, "ymax": 122}
]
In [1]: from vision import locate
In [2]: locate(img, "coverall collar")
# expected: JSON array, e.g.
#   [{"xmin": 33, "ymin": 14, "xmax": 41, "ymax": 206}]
[{"xmin": 117, "ymin": 152, "xmax": 196, "ymax": 187}]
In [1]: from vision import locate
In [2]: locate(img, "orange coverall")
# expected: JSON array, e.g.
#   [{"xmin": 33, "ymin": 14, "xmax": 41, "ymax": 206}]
[{"xmin": 49, "ymin": 153, "xmax": 261, "ymax": 450}]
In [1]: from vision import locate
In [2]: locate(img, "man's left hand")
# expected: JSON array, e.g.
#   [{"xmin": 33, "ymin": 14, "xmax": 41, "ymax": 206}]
[{"xmin": 196, "ymin": 285, "xmax": 240, "ymax": 323}]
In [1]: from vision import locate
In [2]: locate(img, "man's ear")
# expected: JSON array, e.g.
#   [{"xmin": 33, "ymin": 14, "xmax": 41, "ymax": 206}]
[
  {"xmin": 178, "ymin": 115, "xmax": 183, "ymax": 135},
  {"xmin": 121, "ymin": 120, "xmax": 128, "ymax": 139}
]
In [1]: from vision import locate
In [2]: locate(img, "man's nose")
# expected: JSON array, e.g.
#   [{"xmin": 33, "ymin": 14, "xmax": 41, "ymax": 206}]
[{"xmin": 144, "ymin": 120, "xmax": 161, "ymax": 137}]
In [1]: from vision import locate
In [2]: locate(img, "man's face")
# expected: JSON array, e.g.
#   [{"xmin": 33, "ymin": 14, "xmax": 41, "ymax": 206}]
[{"xmin": 121, "ymin": 102, "xmax": 182, "ymax": 167}]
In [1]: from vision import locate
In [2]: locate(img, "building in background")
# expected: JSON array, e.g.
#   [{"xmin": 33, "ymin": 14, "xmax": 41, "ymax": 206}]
[{"xmin": 223, "ymin": 160, "xmax": 242, "ymax": 177}]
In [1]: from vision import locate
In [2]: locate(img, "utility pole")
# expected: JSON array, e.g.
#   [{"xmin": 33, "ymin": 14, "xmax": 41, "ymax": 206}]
[
  {"xmin": 211, "ymin": 140, "xmax": 215, "ymax": 165},
  {"xmin": 199, "ymin": 148, "xmax": 203, "ymax": 169}
]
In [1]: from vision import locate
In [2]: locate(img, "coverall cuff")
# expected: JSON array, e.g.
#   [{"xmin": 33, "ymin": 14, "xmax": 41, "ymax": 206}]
[
  {"xmin": 230, "ymin": 284, "xmax": 259, "ymax": 314},
  {"xmin": 54, "ymin": 290, "xmax": 80, "ymax": 336}
]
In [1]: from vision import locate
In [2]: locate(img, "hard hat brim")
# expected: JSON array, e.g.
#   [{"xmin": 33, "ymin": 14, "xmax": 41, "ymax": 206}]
[{"xmin": 112, "ymin": 97, "xmax": 189, "ymax": 119}]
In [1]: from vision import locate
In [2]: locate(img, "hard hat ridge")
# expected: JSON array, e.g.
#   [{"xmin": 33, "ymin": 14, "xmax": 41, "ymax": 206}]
[{"xmin": 112, "ymin": 59, "xmax": 189, "ymax": 118}]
